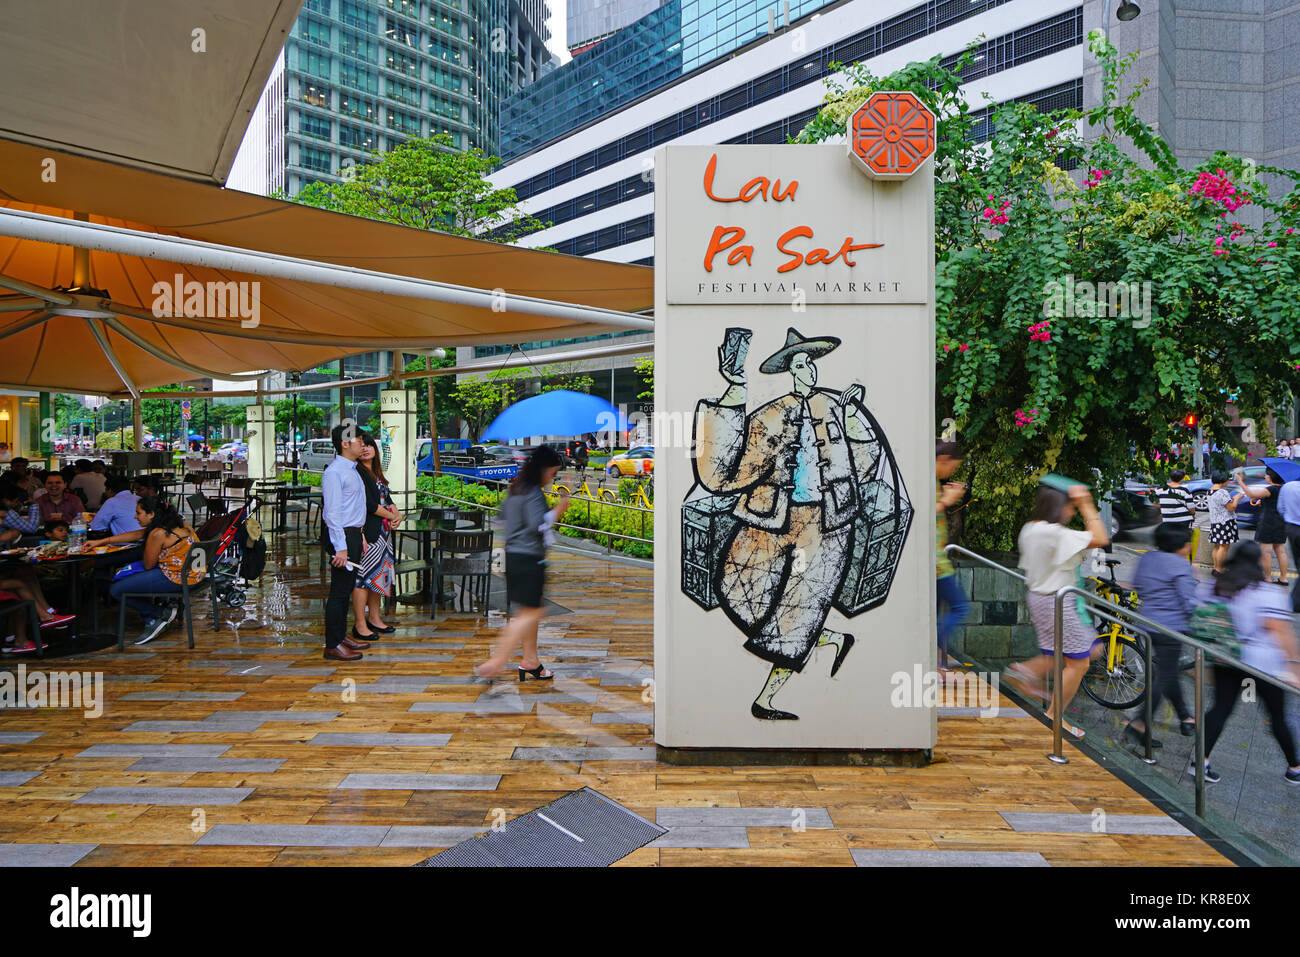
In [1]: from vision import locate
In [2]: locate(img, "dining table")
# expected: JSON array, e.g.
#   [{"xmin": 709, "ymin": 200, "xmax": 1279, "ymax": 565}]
[{"xmin": 0, "ymin": 541, "xmax": 139, "ymax": 643}]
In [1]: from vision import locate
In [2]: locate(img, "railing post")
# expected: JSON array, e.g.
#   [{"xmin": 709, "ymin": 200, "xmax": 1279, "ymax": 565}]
[
  {"xmin": 1141, "ymin": 635, "xmax": 1156, "ymax": 764},
  {"xmin": 1048, "ymin": 590, "xmax": 1068, "ymax": 764},
  {"xmin": 1194, "ymin": 647, "xmax": 1206, "ymax": 816}
]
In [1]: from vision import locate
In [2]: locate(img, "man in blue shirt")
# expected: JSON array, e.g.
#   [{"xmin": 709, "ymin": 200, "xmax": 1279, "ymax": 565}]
[
  {"xmin": 91, "ymin": 475, "xmax": 141, "ymax": 537},
  {"xmin": 321, "ymin": 423, "xmax": 369, "ymax": 661},
  {"xmin": 1276, "ymin": 476, "xmax": 1300, "ymax": 611}
]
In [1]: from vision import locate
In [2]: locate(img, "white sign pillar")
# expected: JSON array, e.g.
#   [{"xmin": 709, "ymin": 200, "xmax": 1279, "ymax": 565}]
[
  {"xmin": 653, "ymin": 93, "xmax": 938, "ymax": 756},
  {"xmin": 245, "ymin": 403, "xmax": 276, "ymax": 484},
  {"xmin": 380, "ymin": 388, "xmax": 417, "ymax": 512}
]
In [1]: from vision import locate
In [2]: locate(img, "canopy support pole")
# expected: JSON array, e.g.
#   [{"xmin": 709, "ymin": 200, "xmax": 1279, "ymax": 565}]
[{"xmin": 72, "ymin": 212, "xmax": 90, "ymax": 288}]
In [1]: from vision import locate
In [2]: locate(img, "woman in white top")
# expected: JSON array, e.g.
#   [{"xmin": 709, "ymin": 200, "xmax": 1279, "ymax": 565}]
[{"xmin": 1004, "ymin": 483, "xmax": 1110, "ymax": 739}]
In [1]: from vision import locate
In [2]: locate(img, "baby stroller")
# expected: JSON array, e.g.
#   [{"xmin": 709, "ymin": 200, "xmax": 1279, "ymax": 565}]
[{"xmin": 195, "ymin": 495, "xmax": 267, "ymax": 608}]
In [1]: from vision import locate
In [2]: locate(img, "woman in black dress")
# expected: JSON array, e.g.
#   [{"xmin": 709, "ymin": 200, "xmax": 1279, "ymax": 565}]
[
  {"xmin": 1235, "ymin": 466, "xmax": 1288, "ymax": 583},
  {"xmin": 352, "ymin": 432, "xmax": 401, "ymax": 640}
]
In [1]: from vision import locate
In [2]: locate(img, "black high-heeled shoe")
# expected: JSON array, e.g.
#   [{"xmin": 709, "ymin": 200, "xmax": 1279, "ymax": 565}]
[
  {"xmin": 352, "ymin": 625, "xmax": 377, "ymax": 642},
  {"xmin": 367, "ymin": 622, "xmax": 396, "ymax": 635},
  {"xmin": 518, "ymin": 663, "xmax": 554, "ymax": 681}
]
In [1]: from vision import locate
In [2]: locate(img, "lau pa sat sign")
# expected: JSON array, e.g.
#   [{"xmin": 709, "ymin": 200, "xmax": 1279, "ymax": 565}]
[
  {"xmin": 653, "ymin": 93, "xmax": 937, "ymax": 755},
  {"xmin": 661, "ymin": 95, "xmax": 933, "ymax": 306}
]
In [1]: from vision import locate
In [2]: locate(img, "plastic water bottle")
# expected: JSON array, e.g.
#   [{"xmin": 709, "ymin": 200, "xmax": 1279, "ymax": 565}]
[{"xmin": 70, "ymin": 520, "xmax": 86, "ymax": 551}]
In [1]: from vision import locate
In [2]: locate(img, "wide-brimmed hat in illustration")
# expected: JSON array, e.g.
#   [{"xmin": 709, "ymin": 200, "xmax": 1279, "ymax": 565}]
[{"xmin": 759, "ymin": 327, "xmax": 842, "ymax": 373}]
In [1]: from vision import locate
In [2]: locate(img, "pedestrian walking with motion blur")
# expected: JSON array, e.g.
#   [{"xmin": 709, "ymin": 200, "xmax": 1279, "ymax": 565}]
[
  {"xmin": 934, "ymin": 440, "xmax": 970, "ymax": 675},
  {"xmin": 474, "ymin": 446, "xmax": 571, "ymax": 683},
  {"xmin": 1003, "ymin": 483, "xmax": 1110, "ymax": 739},
  {"xmin": 1188, "ymin": 541, "xmax": 1300, "ymax": 785},
  {"xmin": 1124, "ymin": 523, "xmax": 1199, "ymax": 749},
  {"xmin": 1206, "ymin": 471, "xmax": 1243, "ymax": 574},
  {"xmin": 1277, "ymin": 472, "xmax": 1300, "ymax": 612},
  {"xmin": 1235, "ymin": 466, "xmax": 1289, "ymax": 583}
]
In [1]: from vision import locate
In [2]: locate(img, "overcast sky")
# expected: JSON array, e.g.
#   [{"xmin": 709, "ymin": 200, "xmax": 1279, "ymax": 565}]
[{"xmin": 546, "ymin": 0, "xmax": 572, "ymax": 64}]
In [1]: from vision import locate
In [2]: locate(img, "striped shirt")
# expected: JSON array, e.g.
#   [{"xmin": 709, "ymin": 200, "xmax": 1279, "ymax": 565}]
[{"xmin": 1157, "ymin": 484, "xmax": 1195, "ymax": 524}]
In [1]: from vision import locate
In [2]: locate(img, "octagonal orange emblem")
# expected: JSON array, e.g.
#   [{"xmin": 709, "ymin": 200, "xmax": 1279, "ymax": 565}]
[{"xmin": 847, "ymin": 92, "xmax": 935, "ymax": 180}]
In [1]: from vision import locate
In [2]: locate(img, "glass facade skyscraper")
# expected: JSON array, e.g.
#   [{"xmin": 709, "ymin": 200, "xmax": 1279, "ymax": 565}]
[
  {"xmin": 283, "ymin": 0, "xmax": 549, "ymax": 195},
  {"xmin": 500, "ymin": 0, "xmax": 836, "ymax": 160}
]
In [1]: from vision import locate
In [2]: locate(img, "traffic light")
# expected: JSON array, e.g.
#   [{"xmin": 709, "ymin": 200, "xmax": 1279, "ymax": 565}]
[{"xmin": 1183, "ymin": 413, "xmax": 1199, "ymax": 428}]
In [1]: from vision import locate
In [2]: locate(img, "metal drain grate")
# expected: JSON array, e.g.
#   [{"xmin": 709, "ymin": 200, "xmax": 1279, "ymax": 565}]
[{"xmin": 415, "ymin": 787, "xmax": 666, "ymax": 867}]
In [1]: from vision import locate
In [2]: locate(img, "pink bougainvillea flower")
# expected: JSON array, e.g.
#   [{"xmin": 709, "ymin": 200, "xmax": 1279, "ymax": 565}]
[
  {"xmin": 958, "ymin": 344, "xmax": 970, "ymax": 352},
  {"xmin": 1268, "ymin": 242, "xmax": 1278, "ymax": 247}
]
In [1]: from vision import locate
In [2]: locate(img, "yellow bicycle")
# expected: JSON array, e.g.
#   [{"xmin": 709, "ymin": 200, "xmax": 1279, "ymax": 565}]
[
  {"xmin": 1081, "ymin": 557, "xmax": 1148, "ymax": 710},
  {"xmin": 551, "ymin": 468, "xmax": 617, "ymax": 504}
]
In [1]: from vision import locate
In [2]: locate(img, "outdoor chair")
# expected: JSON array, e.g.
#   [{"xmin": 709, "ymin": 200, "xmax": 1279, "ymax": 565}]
[
  {"xmin": 431, "ymin": 529, "xmax": 493, "ymax": 618},
  {"xmin": 115, "ymin": 539, "xmax": 219, "ymax": 651},
  {"xmin": 186, "ymin": 491, "xmax": 224, "ymax": 526}
]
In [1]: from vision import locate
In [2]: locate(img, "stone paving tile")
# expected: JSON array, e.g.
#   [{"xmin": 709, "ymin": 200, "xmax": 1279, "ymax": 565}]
[
  {"xmin": 379, "ymin": 826, "xmax": 487, "ymax": 847},
  {"xmin": 536, "ymin": 638, "xmax": 610, "ymax": 646},
  {"xmin": 75, "ymin": 786, "xmax": 254, "ymax": 805},
  {"xmin": 336, "ymin": 773, "xmax": 501, "ymax": 790},
  {"xmin": 598, "ymin": 672, "xmax": 654, "ymax": 687},
  {"xmin": 852, "ymin": 849, "xmax": 1050, "ymax": 866},
  {"xmin": 648, "ymin": 827, "xmax": 751, "ymax": 849},
  {"xmin": 117, "ymin": 692, "xmax": 246, "ymax": 702},
  {"xmin": 511, "ymin": 746, "xmax": 658, "ymax": 762},
  {"xmin": 224, "ymin": 665, "xmax": 337, "ymax": 676},
  {"xmin": 342, "ymin": 654, "xmax": 454, "ymax": 662},
  {"xmin": 656, "ymin": 807, "xmax": 833, "ymax": 828},
  {"xmin": 590, "ymin": 711, "xmax": 653, "ymax": 725},
  {"xmin": 362, "ymin": 641, "xmax": 465, "ymax": 650},
  {"xmin": 0, "ymin": 771, "xmax": 41, "ymax": 786},
  {"xmin": 409, "ymin": 701, "xmax": 534, "ymax": 714},
  {"xmin": 196, "ymin": 824, "xmax": 389, "ymax": 847},
  {"xmin": 126, "ymin": 758, "xmax": 286, "ymax": 773},
  {"xmin": 1000, "ymin": 812, "xmax": 1193, "ymax": 836},
  {"xmin": 307, "ymin": 733, "xmax": 450, "ymax": 747},
  {"xmin": 101, "ymin": 675, "xmax": 161, "ymax": 684},
  {"xmin": 0, "ymin": 843, "xmax": 98, "ymax": 866},
  {"xmin": 77, "ymin": 744, "xmax": 232, "ymax": 758},
  {"xmin": 0, "ymin": 732, "xmax": 44, "ymax": 743}
]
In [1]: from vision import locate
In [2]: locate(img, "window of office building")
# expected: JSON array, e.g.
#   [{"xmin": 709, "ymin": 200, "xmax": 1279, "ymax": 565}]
[
  {"xmin": 300, "ymin": 16, "xmax": 331, "ymax": 48},
  {"xmin": 340, "ymin": 61, "xmax": 378, "ymax": 93},
  {"xmin": 386, "ymin": 77, "xmax": 421, "ymax": 107},
  {"xmin": 430, "ymin": 10, "xmax": 461, "ymax": 37},
  {"xmin": 300, "ymin": 114, "xmax": 331, "ymax": 141},
  {"xmin": 341, "ymin": 0, "xmax": 377, "ymax": 31},
  {"xmin": 386, "ymin": 24, "xmax": 420, "ymax": 48},
  {"xmin": 298, "ymin": 145, "xmax": 332, "ymax": 173},
  {"xmin": 298, "ymin": 48, "xmax": 332, "ymax": 80},
  {"xmin": 339, "ymin": 124, "xmax": 376, "ymax": 151},
  {"xmin": 301, "ymin": 81, "xmax": 331, "ymax": 108},
  {"xmin": 303, "ymin": 0, "xmax": 330, "ymax": 14},
  {"xmin": 386, "ymin": 47, "xmax": 420, "ymax": 76},
  {"xmin": 430, "ymin": 96, "xmax": 460, "ymax": 122},
  {"xmin": 340, "ymin": 29, "xmax": 378, "ymax": 63},
  {"xmin": 386, "ymin": 108, "xmax": 422, "ymax": 135},
  {"xmin": 430, "ymin": 67, "xmax": 461, "ymax": 92},
  {"xmin": 339, "ymin": 92, "xmax": 377, "ymax": 120},
  {"xmin": 387, "ymin": 0, "xmax": 418, "ymax": 17},
  {"xmin": 427, "ymin": 38, "xmax": 461, "ymax": 64}
]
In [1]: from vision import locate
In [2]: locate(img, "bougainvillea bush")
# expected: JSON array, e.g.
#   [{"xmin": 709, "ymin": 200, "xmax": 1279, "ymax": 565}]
[{"xmin": 796, "ymin": 35, "xmax": 1300, "ymax": 550}]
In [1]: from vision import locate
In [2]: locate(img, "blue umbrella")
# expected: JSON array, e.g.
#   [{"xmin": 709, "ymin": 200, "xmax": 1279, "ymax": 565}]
[
  {"xmin": 1258, "ymin": 458, "xmax": 1300, "ymax": 483},
  {"xmin": 481, "ymin": 390, "xmax": 627, "ymax": 442}
]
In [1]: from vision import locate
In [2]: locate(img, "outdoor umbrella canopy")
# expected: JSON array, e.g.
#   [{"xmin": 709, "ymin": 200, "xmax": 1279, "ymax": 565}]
[
  {"xmin": 481, "ymin": 391, "xmax": 627, "ymax": 442},
  {"xmin": 1257, "ymin": 458, "xmax": 1300, "ymax": 483}
]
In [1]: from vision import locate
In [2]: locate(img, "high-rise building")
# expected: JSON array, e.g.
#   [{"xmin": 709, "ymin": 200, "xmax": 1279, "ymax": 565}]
[
  {"xmin": 227, "ymin": 51, "xmax": 286, "ymax": 196},
  {"xmin": 567, "ymin": 0, "xmax": 667, "ymax": 55},
  {"xmin": 265, "ymin": 0, "xmax": 551, "ymax": 197}
]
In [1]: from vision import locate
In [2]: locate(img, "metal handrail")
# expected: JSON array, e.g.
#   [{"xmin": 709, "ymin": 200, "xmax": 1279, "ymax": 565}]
[{"xmin": 944, "ymin": 543, "xmax": 1300, "ymax": 821}]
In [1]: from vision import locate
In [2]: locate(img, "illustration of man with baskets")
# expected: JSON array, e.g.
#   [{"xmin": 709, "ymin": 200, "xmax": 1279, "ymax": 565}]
[{"xmin": 684, "ymin": 327, "xmax": 912, "ymax": 720}]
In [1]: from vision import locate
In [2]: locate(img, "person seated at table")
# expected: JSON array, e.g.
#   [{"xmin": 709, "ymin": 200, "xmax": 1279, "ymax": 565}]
[
  {"xmin": 4, "ymin": 458, "xmax": 40, "ymax": 495},
  {"xmin": 91, "ymin": 475, "xmax": 142, "ymax": 542},
  {"xmin": 109, "ymin": 496, "xmax": 202, "ymax": 646},
  {"xmin": 38, "ymin": 473, "xmax": 83, "ymax": 524},
  {"xmin": 0, "ymin": 567, "xmax": 76, "ymax": 653},
  {"xmin": 70, "ymin": 459, "xmax": 107, "ymax": 510},
  {"xmin": 43, "ymin": 519, "xmax": 70, "ymax": 543},
  {"xmin": 0, "ymin": 479, "xmax": 41, "ymax": 546}
]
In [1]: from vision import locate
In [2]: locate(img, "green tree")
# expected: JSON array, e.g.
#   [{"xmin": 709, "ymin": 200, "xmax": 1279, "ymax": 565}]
[
  {"xmin": 633, "ymin": 358, "xmax": 654, "ymax": 402},
  {"xmin": 404, "ymin": 353, "xmax": 459, "ymax": 436},
  {"xmin": 281, "ymin": 134, "xmax": 549, "ymax": 240},
  {"xmin": 796, "ymin": 37, "xmax": 1300, "ymax": 551},
  {"xmin": 271, "ymin": 398, "xmax": 325, "ymax": 439},
  {"xmin": 536, "ymin": 361, "xmax": 595, "ymax": 395}
]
